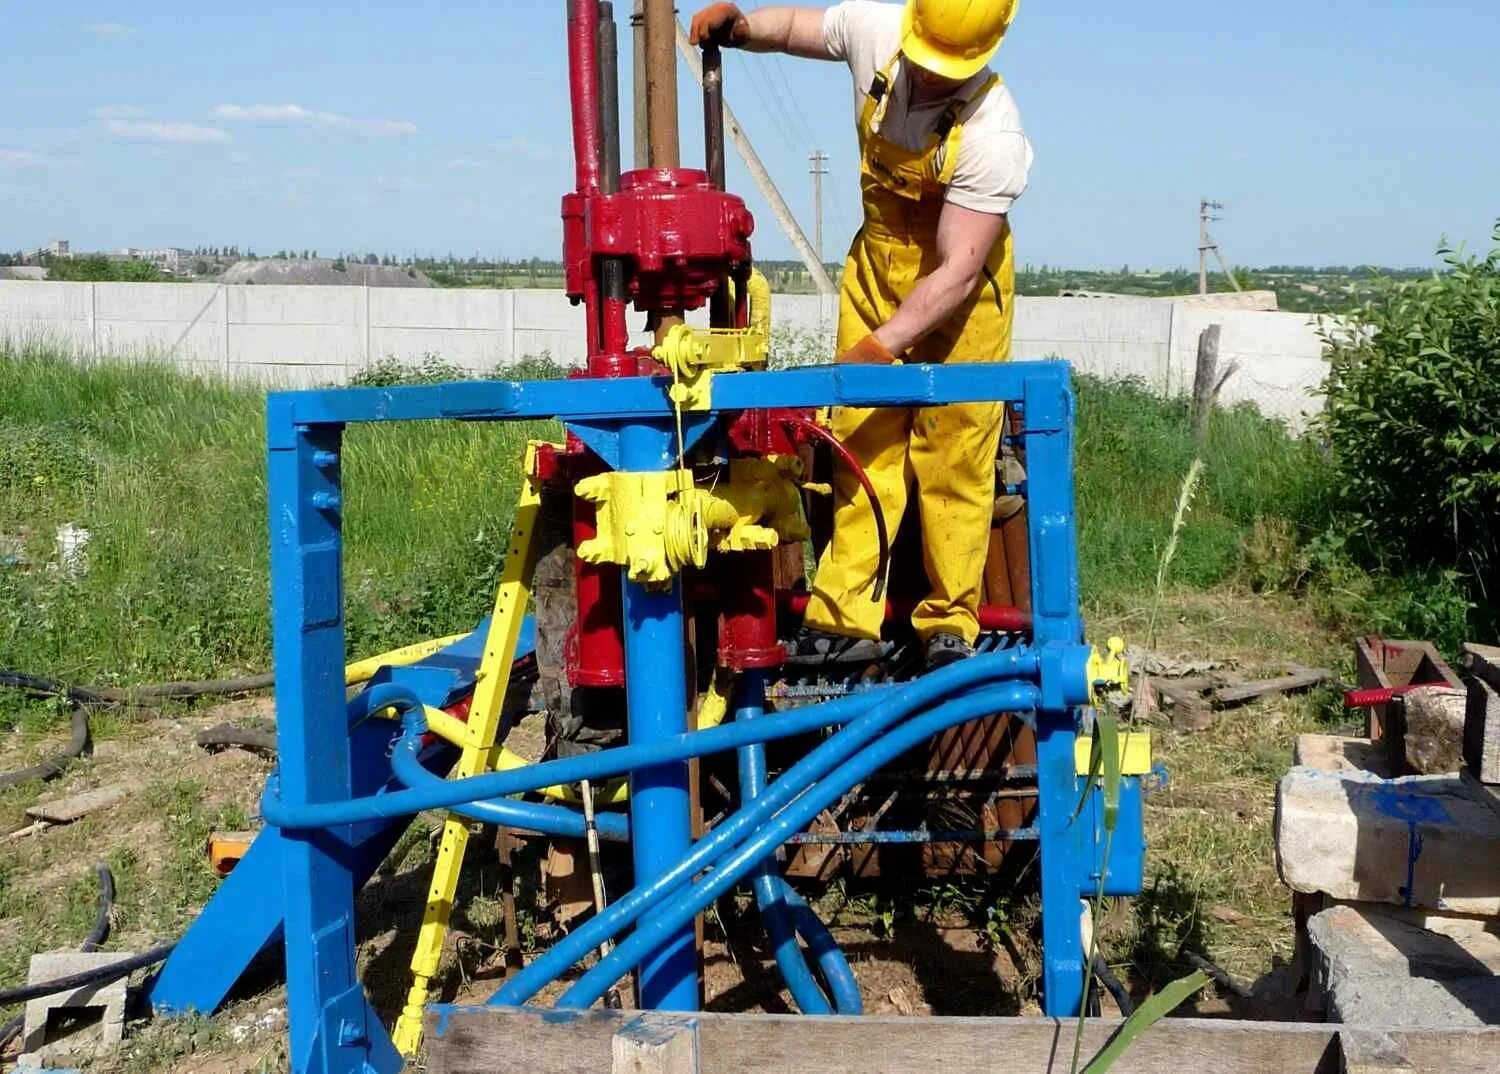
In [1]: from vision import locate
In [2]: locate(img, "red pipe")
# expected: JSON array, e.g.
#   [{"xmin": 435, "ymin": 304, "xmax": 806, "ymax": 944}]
[
  {"xmin": 780, "ymin": 592, "xmax": 1031, "ymax": 635},
  {"xmin": 1343, "ymin": 683, "xmax": 1449, "ymax": 710},
  {"xmin": 567, "ymin": 0, "xmax": 602, "ymax": 196}
]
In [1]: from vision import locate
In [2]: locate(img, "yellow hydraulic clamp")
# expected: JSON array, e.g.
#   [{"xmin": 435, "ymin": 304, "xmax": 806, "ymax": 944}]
[
  {"xmin": 652, "ymin": 269, "xmax": 772, "ymax": 411},
  {"xmin": 576, "ymin": 456, "xmax": 809, "ymax": 588}
]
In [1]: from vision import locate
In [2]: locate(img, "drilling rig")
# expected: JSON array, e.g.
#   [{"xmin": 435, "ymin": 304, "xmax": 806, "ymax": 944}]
[{"xmin": 141, "ymin": 5, "xmax": 1147, "ymax": 1071}]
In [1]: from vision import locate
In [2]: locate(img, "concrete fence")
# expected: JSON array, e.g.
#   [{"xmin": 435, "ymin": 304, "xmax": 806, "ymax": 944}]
[{"xmin": 0, "ymin": 281, "xmax": 1329, "ymax": 428}]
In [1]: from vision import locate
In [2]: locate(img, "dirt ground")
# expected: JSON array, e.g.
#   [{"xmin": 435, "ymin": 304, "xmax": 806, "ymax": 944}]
[{"xmin": 0, "ymin": 585, "xmax": 1336, "ymax": 1071}]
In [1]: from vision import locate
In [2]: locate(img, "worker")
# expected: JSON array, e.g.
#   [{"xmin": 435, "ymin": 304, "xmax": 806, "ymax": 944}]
[{"xmin": 691, "ymin": 0, "xmax": 1032, "ymax": 668}]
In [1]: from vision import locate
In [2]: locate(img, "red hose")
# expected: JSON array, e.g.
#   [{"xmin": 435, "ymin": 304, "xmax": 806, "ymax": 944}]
[{"xmin": 779, "ymin": 416, "xmax": 890, "ymax": 602}]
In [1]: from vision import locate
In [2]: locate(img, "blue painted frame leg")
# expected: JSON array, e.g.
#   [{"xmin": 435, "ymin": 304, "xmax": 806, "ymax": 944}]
[
  {"xmin": 1022, "ymin": 370, "xmax": 1088, "ymax": 1018},
  {"xmin": 267, "ymin": 408, "xmax": 401, "ymax": 1074},
  {"xmin": 619, "ymin": 421, "xmax": 699, "ymax": 1011}
]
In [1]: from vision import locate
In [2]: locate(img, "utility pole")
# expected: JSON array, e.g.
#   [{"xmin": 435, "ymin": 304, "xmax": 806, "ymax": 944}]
[
  {"xmin": 1198, "ymin": 199, "xmax": 1242, "ymax": 294},
  {"xmin": 809, "ymin": 150, "xmax": 828, "ymax": 266},
  {"xmin": 673, "ymin": 19, "xmax": 836, "ymax": 295}
]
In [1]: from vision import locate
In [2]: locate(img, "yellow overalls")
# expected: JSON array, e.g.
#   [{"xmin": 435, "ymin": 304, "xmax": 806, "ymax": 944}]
[{"xmin": 803, "ymin": 56, "xmax": 1015, "ymax": 646}]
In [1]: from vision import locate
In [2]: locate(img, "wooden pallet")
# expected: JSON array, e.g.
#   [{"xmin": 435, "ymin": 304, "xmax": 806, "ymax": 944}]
[{"xmin": 424, "ymin": 1005, "xmax": 1500, "ymax": 1074}]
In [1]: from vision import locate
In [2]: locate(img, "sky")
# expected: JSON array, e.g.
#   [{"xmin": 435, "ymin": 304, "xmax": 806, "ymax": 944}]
[{"xmin": 2, "ymin": 1, "xmax": 1498, "ymax": 271}]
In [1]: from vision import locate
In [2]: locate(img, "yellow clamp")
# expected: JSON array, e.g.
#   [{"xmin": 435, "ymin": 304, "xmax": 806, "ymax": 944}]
[
  {"xmin": 1074, "ymin": 731, "xmax": 1153, "ymax": 776},
  {"xmin": 576, "ymin": 457, "xmax": 808, "ymax": 588},
  {"xmin": 653, "ymin": 322, "xmax": 768, "ymax": 411},
  {"xmin": 1086, "ymin": 635, "xmax": 1129, "ymax": 703}
]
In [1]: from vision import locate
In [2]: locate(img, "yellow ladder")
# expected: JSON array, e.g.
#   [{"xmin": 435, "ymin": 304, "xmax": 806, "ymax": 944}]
[{"xmin": 391, "ymin": 441, "xmax": 548, "ymax": 1056}]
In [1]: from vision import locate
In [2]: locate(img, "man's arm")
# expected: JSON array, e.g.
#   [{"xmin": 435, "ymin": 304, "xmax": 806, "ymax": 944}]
[
  {"xmin": 690, "ymin": 4, "xmax": 834, "ymax": 60},
  {"xmin": 869, "ymin": 202, "xmax": 1008, "ymax": 357}
]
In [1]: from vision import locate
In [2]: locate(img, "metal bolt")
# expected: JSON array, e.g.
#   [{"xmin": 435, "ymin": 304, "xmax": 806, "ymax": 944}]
[
  {"xmin": 312, "ymin": 491, "xmax": 342, "ymax": 511},
  {"xmin": 337, "ymin": 1018, "xmax": 365, "ymax": 1046},
  {"xmin": 312, "ymin": 450, "xmax": 339, "ymax": 468}
]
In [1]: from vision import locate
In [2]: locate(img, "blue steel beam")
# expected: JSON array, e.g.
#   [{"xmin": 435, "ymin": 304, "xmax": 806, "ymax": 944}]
[
  {"xmin": 270, "ymin": 361, "xmax": 1069, "ymax": 428},
  {"xmin": 617, "ymin": 421, "xmax": 698, "ymax": 1011},
  {"xmin": 266, "ymin": 416, "xmax": 402, "ymax": 1074},
  {"xmin": 1021, "ymin": 369, "xmax": 1090, "ymax": 1019}
]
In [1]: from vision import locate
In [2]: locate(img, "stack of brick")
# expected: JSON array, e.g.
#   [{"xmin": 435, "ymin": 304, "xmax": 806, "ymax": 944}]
[{"xmin": 1274, "ymin": 644, "xmax": 1500, "ymax": 1028}]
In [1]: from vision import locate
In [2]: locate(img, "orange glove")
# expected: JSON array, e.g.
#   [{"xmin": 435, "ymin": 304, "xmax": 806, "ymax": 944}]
[
  {"xmin": 837, "ymin": 334, "xmax": 898, "ymax": 365},
  {"xmin": 689, "ymin": 3, "xmax": 751, "ymax": 47}
]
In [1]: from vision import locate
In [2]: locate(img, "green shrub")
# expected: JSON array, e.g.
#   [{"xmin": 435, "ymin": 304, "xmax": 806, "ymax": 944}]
[
  {"xmin": 46, "ymin": 256, "xmax": 163, "ymax": 283},
  {"xmin": 1320, "ymin": 225, "xmax": 1500, "ymax": 637}
]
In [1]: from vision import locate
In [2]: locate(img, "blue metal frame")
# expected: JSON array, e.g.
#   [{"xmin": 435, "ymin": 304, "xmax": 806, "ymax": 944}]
[{"xmin": 156, "ymin": 360, "xmax": 1139, "ymax": 1074}]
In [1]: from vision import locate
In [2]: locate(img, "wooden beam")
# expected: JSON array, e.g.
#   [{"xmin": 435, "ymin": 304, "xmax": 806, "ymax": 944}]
[
  {"xmin": 424, "ymin": 1006, "xmax": 1500, "ymax": 1074},
  {"xmin": 613, "ymin": 1013, "xmax": 700, "ymax": 1074}
]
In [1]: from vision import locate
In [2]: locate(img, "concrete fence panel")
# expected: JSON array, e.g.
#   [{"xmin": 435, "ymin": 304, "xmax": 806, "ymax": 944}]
[{"xmin": 0, "ymin": 281, "xmax": 1330, "ymax": 427}]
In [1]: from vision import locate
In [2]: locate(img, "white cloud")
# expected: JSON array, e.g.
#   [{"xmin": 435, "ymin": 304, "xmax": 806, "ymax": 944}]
[
  {"xmin": 0, "ymin": 149, "xmax": 54, "ymax": 167},
  {"xmin": 105, "ymin": 120, "xmax": 231, "ymax": 144},
  {"xmin": 447, "ymin": 156, "xmax": 482, "ymax": 169},
  {"xmin": 212, "ymin": 103, "xmax": 417, "ymax": 137},
  {"xmin": 90, "ymin": 104, "xmax": 145, "ymax": 120},
  {"xmin": 83, "ymin": 22, "xmax": 135, "ymax": 37}
]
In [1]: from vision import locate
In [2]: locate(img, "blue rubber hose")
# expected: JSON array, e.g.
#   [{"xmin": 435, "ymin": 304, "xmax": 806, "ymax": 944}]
[
  {"xmin": 735, "ymin": 671, "xmax": 861, "ymax": 1015},
  {"xmin": 390, "ymin": 739, "xmax": 629, "ymax": 842},
  {"xmin": 335, "ymin": 683, "xmax": 631, "ymax": 842},
  {"xmin": 263, "ymin": 648, "xmax": 1041, "ymax": 831},
  {"xmin": 488, "ymin": 654, "xmax": 1035, "ymax": 1007},
  {"xmin": 559, "ymin": 682, "xmax": 1039, "ymax": 1009}
]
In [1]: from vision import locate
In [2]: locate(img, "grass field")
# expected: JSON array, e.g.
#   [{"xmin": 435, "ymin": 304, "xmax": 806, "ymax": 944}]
[{"xmin": 0, "ymin": 341, "xmax": 1441, "ymax": 1066}]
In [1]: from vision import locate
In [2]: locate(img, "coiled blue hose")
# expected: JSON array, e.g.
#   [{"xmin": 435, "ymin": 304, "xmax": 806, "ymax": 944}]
[
  {"xmin": 489, "ymin": 654, "xmax": 1036, "ymax": 1008},
  {"xmin": 735, "ymin": 670, "xmax": 861, "ymax": 1015},
  {"xmin": 559, "ymin": 681, "xmax": 1039, "ymax": 1008},
  {"xmin": 346, "ymin": 682, "xmax": 632, "ymax": 841},
  {"xmin": 389, "ymin": 737, "xmax": 630, "ymax": 842}
]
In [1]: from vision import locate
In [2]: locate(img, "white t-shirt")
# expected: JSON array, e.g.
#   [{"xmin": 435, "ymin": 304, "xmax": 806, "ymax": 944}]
[{"xmin": 823, "ymin": 0, "xmax": 1033, "ymax": 215}]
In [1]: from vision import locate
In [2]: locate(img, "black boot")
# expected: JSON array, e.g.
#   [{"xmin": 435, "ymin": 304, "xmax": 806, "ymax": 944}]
[
  {"xmin": 784, "ymin": 627, "xmax": 892, "ymax": 667},
  {"xmin": 925, "ymin": 632, "xmax": 974, "ymax": 670}
]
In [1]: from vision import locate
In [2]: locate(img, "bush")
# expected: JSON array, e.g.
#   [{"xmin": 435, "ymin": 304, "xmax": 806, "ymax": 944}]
[
  {"xmin": 1320, "ymin": 225, "xmax": 1500, "ymax": 637},
  {"xmin": 46, "ymin": 256, "xmax": 163, "ymax": 283}
]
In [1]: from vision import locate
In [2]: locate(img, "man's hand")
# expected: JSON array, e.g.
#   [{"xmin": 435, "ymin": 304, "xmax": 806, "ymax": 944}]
[
  {"xmin": 690, "ymin": 3, "xmax": 751, "ymax": 47},
  {"xmin": 837, "ymin": 334, "xmax": 898, "ymax": 365}
]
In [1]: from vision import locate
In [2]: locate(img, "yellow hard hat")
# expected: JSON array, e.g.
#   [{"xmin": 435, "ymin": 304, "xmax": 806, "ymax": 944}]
[{"xmin": 901, "ymin": 0, "xmax": 1019, "ymax": 81}]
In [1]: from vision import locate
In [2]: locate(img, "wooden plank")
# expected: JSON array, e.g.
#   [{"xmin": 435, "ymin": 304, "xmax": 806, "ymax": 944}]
[
  {"xmin": 1213, "ymin": 667, "xmax": 1332, "ymax": 707},
  {"xmin": 424, "ymin": 1006, "xmax": 1500, "ymax": 1074},
  {"xmin": 24, "ymin": 782, "xmax": 137, "ymax": 824},
  {"xmin": 1342, "ymin": 1029, "xmax": 1415, "ymax": 1073},
  {"xmin": 612, "ymin": 1013, "xmax": 699, "ymax": 1074}
]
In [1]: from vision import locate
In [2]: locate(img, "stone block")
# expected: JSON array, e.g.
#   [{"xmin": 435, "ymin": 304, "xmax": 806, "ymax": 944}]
[
  {"xmin": 20, "ymin": 951, "xmax": 133, "ymax": 1064},
  {"xmin": 1294, "ymin": 734, "xmax": 1396, "ymax": 778},
  {"xmin": 1309, "ymin": 903, "xmax": 1500, "ymax": 1027},
  {"xmin": 1275, "ymin": 766, "xmax": 1500, "ymax": 914},
  {"xmin": 1463, "ymin": 645, "xmax": 1500, "ymax": 784},
  {"xmin": 1404, "ymin": 687, "xmax": 1467, "ymax": 775}
]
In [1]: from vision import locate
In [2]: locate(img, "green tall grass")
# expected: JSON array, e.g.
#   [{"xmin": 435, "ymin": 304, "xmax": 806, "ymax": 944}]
[
  {"xmin": 0, "ymin": 343, "xmax": 1404, "ymax": 721},
  {"xmin": 0, "ymin": 342, "xmax": 552, "ymax": 697}
]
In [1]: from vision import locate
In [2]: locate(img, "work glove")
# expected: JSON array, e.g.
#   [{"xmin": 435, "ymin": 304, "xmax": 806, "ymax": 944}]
[
  {"xmin": 837, "ymin": 334, "xmax": 899, "ymax": 365},
  {"xmin": 689, "ymin": 3, "xmax": 751, "ymax": 48}
]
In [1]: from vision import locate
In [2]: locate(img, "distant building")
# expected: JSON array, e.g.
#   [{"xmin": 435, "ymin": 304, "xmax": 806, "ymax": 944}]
[
  {"xmin": 47, "ymin": 239, "xmax": 69, "ymax": 256},
  {"xmin": 118, "ymin": 247, "xmax": 189, "ymax": 274}
]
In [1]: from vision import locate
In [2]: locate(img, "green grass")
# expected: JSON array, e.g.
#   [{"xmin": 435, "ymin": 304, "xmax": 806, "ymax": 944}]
[
  {"xmin": 1074, "ymin": 376, "xmax": 1329, "ymax": 599},
  {"xmin": 0, "ymin": 341, "xmax": 554, "ymax": 705}
]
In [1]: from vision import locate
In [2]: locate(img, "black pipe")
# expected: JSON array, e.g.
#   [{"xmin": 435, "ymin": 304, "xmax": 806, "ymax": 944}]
[
  {"xmin": 0, "ymin": 864, "xmax": 121, "ymax": 1050},
  {"xmin": 702, "ymin": 43, "xmax": 733, "ymax": 329},
  {"xmin": 0, "ymin": 699, "xmax": 89, "ymax": 793}
]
